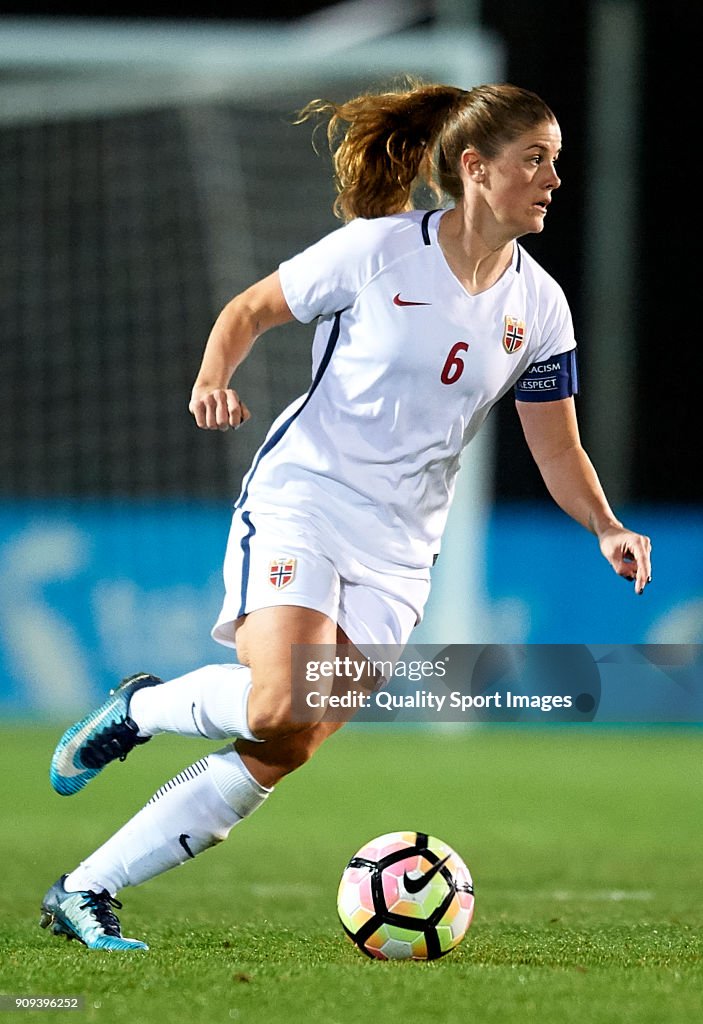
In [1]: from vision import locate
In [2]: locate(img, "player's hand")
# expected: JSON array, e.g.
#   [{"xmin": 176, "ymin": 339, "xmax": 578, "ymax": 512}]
[
  {"xmin": 598, "ymin": 526, "xmax": 652, "ymax": 595},
  {"xmin": 188, "ymin": 386, "xmax": 251, "ymax": 431}
]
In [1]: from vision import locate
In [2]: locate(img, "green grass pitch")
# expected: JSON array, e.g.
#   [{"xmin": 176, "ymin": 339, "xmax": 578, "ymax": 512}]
[{"xmin": 1, "ymin": 725, "xmax": 701, "ymax": 1023}]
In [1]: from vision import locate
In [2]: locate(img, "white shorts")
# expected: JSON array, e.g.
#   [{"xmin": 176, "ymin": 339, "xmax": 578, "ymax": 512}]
[{"xmin": 211, "ymin": 508, "xmax": 431, "ymax": 651}]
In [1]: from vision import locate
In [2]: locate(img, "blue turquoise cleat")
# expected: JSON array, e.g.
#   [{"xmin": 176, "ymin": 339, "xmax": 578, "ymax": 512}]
[
  {"xmin": 50, "ymin": 672, "xmax": 163, "ymax": 796},
  {"xmin": 39, "ymin": 875, "xmax": 148, "ymax": 951}
]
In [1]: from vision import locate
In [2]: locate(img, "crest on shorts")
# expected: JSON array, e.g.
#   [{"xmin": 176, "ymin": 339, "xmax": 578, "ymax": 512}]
[
  {"xmin": 503, "ymin": 315, "xmax": 526, "ymax": 354},
  {"xmin": 269, "ymin": 557, "xmax": 296, "ymax": 589}
]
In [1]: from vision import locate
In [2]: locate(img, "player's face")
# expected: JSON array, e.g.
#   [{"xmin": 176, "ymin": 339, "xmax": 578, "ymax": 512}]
[{"xmin": 483, "ymin": 120, "xmax": 562, "ymax": 237}]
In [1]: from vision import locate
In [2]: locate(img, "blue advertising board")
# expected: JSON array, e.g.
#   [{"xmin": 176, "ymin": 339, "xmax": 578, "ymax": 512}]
[{"xmin": 0, "ymin": 501, "xmax": 700, "ymax": 718}]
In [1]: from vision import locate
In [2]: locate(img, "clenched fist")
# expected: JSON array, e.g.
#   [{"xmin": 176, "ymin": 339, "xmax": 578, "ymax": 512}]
[{"xmin": 189, "ymin": 386, "xmax": 251, "ymax": 431}]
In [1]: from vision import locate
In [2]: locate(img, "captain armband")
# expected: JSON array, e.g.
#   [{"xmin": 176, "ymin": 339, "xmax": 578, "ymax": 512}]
[{"xmin": 513, "ymin": 349, "xmax": 579, "ymax": 402}]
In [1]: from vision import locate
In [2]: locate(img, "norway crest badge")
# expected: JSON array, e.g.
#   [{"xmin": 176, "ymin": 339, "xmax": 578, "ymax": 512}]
[
  {"xmin": 269, "ymin": 557, "xmax": 296, "ymax": 590},
  {"xmin": 503, "ymin": 315, "xmax": 526, "ymax": 354}
]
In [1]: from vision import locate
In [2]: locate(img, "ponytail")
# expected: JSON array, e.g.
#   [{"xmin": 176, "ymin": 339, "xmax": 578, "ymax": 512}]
[
  {"xmin": 296, "ymin": 80, "xmax": 466, "ymax": 222},
  {"xmin": 296, "ymin": 80, "xmax": 557, "ymax": 222}
]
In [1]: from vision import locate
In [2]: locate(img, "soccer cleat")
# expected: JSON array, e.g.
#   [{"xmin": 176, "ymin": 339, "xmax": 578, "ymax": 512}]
[
  {"xmin": 50, "ymin": 672, "xmax": 164, "ymax": 796},
  {"xmin": 39, "ymin": 875, "xmax": 148, "ymax": 951}
]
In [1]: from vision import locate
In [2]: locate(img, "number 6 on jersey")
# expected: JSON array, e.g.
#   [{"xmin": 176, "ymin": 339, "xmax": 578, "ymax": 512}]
[{"xmin": 440, "ymin": 342, "xmax": 470, "ymax": 385}]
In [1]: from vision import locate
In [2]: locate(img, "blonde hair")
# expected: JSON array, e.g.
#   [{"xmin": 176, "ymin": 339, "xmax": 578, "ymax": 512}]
[{"xmin": 297, "ymin": 80, "xmax": 556, "ymax": 221}]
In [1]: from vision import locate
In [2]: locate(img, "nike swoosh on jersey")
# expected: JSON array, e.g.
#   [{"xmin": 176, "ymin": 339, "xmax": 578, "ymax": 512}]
[
  {"xmin": 402, "ymin": 853, "xmax": 450, "ymax": 893},
  {"xmin": 392, "ymin": 293, "xmax": 431, "ymax": 307},
  {"xmin": 55, "ymin": 707, "xmax": 123, "ymax": 778}
]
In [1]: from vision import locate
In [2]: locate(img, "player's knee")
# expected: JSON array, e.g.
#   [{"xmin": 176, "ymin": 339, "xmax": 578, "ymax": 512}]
[{"xmin": 247, "ymin": 690, "xmax": 318, "ymax": 741}]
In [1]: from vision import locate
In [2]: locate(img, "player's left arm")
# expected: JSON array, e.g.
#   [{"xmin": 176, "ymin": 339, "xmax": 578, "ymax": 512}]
[{"xmin": 516, "ymin": 397, "xmax": 652, "ymax": 594}]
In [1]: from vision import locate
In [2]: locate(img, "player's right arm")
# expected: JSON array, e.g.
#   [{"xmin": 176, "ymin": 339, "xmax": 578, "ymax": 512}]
[{"xmin": 189, "ymin": 271, "xmax": 295, "ymax": 431}]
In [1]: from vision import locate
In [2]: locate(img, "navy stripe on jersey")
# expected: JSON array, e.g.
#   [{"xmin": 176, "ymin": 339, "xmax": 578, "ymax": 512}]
[
  {"xmin": 514, "ymin": 348, "xmax": 579, "ymax": 402},
  {"xmin": 421, "ymin": 210, "xmax": 438, "ymax": 246},
  {"xmin": 515, "ymin": 245, "xmax": 522, "ymax": 274},
  {"xmin": 235, "ymin": 310, "xmax": 343, "ymax": 513},
  {"xmin": 237, "ymin": 510, "xmax": 256, "ymax": 618}
]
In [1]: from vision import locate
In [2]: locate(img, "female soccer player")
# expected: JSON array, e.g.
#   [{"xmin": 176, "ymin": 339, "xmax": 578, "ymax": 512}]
[{"xmin": 41, "ymin": 82, "xmax": 651, "ymax": 950}]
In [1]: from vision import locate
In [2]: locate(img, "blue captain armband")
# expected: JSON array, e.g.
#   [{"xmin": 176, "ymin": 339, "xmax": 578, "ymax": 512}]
[{"xmin": 514, "ymin": 349, "xmax": 579, "ymax": 402}]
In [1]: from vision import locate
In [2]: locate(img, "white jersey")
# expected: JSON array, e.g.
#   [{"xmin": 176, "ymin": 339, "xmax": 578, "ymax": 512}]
[{"xmin": 235, "ymin": 209, "xmax": 576, "ymax": 572}]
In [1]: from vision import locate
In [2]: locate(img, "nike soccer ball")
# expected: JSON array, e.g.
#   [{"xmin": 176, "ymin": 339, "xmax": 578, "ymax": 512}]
[{"xmin": 337, "ymin": 831, "xmax": 474, "ymax": 960}]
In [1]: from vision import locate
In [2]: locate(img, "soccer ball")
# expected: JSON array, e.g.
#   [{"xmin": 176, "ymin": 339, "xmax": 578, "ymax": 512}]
[{"xmin": 337, "ymin": 830, "xmax": 475, "ymax": 960}]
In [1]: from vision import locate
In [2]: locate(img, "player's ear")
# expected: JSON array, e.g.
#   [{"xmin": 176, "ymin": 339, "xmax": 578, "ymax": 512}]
[{"xmin": 460, "ymin": 148, "xmax": 486, "ymax": 183}]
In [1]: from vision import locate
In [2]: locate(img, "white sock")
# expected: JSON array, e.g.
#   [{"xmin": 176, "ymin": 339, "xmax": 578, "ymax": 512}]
[
  {"xmin": 63, "ymin": 746, "xmax": 270, "ymax": 896},
  {"xmin": 129, "ymin": 664, "xmax": 258, "ymax": 741}
]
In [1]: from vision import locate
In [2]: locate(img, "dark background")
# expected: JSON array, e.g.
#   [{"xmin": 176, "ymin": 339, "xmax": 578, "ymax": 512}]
[{"xmin": 1, "ymin": 2, "xmax": 694, "ymax": 504}]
